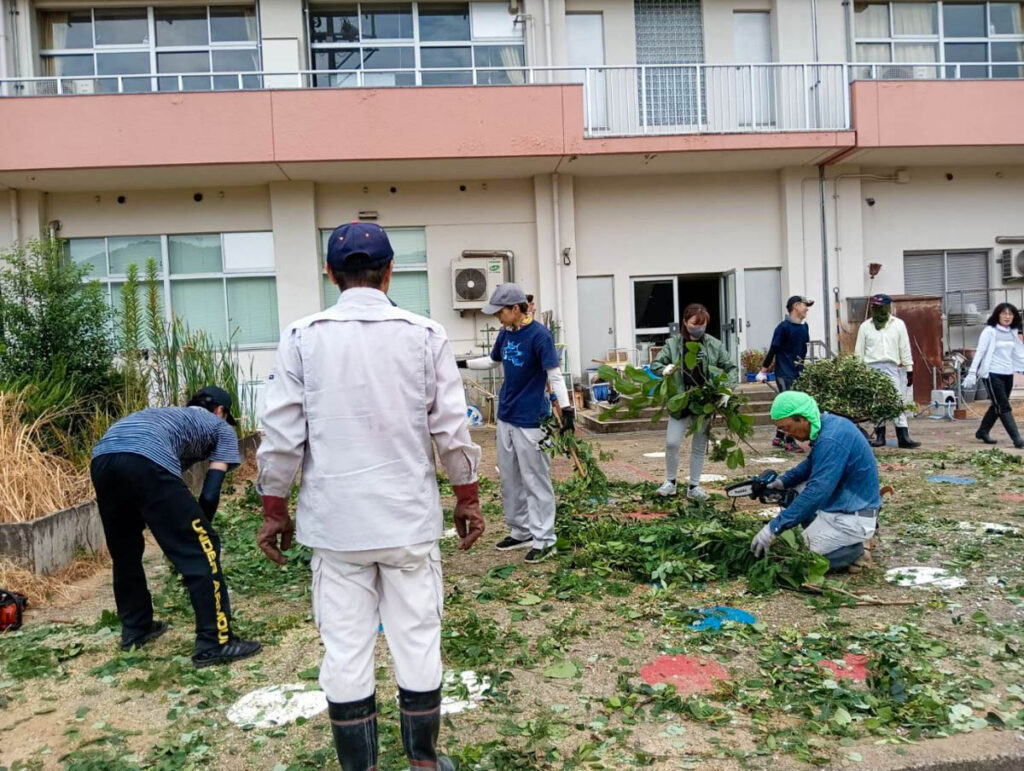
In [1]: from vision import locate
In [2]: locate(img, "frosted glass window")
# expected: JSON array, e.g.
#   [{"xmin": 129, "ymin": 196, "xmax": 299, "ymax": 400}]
[
  {"xmin": 108, "ymin": 236, "xmax": 161, "ymax": 275},
  {"xmin": 169, "ymin": 234, "xmax": 223, "ymax": 274},
  {"xmin": 893, "ymin": 3, "xmax": 937, "ymax": 35},
  {"xmin": 228, "ymin": 278, "xmax": 279, "ymax": 344},
  {"xmin": 388, "ymin": 272, "xmax": 430, "ymax": 316},
  {"xmin": 389, "ymin": 228, "xmax": 427, "ymax": 265},
  {"xmin": 171, "ymin": 279, "xmax": 228, "ymax": 344},
  {"xmin": 69, "ymin": 238, "xmax": 107, "ymax": 278},
  {"xmin": 223, "ymin": 232, "xmax": 275, "ymax": 272},
  {"xmin": 470, "ymin": 2, "xmax": 522, "ymax": 39},
  {"xmin": 854, "ymin": 4, "xmax": 890, "ymax": 37}
]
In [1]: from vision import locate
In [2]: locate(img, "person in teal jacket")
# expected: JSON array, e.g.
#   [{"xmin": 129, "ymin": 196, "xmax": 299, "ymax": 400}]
[{"xmin": 650, "ymin": 303, "xmax": 737, "ymax": 499}]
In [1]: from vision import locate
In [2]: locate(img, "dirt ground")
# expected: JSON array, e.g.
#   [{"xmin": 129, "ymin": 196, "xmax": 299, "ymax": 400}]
[{"xmin": 1, "ymin": 414, "xmax": 1023, "ymax": 770}]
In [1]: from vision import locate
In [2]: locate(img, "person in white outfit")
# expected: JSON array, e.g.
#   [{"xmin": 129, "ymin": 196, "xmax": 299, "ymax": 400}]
[
  {"xmin": 256, "ymin": 222, "xmax": 484, "ymax": 771},
  {"xmin": 963, "ymin": 302, "xmax": 1024, "ymax": 448},
  {"xmin": 854, "ymin": 294, "xmax": 920, "ymax": 449},
  {"xmin": 458, "ymin": 283, "xmax": 574, "ymax": 564}
]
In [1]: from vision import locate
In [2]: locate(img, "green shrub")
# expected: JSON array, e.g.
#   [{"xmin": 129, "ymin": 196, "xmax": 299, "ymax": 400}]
[{"xmin": 793, "ymin": 354, "xmax": 904, "ymax": 425}]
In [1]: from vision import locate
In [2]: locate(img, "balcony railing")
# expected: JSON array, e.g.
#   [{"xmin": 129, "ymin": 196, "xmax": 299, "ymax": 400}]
[{"xmin": 1, "ymin": 62, "xmax": 1019, "ymax": 137}]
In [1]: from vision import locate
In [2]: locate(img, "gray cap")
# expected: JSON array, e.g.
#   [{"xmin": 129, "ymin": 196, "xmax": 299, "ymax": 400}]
[{"xmin": 482, "ymin": 283, "xmax": 528, "ymax": 315}]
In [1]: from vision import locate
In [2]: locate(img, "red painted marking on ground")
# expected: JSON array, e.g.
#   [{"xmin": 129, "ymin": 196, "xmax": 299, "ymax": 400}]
[
  {"xmin": 620, "ymin": 510, "xmax": 669, "ymax": 521},
  {"xmin": 640, "ymin": 655, "xmax": 729, "ymax": 695},
  {"xmin": 615, "ymin": 461, "xmax": 658, "ymax": 482},
  {"xmin": 998, "ymin": 493, "xmax": 1024, "ymax": 502},
  {"xmin": 818, "ymin": 653, "xmax": 869, "ymax": 682}
]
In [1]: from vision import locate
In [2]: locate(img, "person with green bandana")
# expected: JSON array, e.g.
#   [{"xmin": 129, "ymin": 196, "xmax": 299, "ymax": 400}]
[
  {"xmin": 750, "ymin": 391, "xmax": 880, "ymax": 571},
  {"xmin": 855, "ymin": 293, "xmax": 920, "ymax": 449}
]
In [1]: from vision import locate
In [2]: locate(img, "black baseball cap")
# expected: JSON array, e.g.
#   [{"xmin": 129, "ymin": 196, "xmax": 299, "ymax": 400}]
[
  {"xmin": 786, "ymin": 295, "xmax": 814, "ymax": 310},
  {"xmin": 326, "ymin": 222, "xmax": 394, "ymax": 272},
  {"xmin": 193, "ymin": 385, "xmax": 237, "ymax": 426}
]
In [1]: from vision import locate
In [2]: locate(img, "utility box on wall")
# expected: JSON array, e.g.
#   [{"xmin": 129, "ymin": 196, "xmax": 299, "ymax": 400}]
[{"xmin": 844, "ymin": 295, "xmax": 943, "ymax": 405}]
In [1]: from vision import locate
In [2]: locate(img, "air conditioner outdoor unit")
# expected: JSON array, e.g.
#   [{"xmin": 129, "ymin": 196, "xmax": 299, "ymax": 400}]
[
  {"xmin": 72, "ymin": 79, "xmax": 95, "ymax": 95},
  {"xmin": 876, "ymin": 65, "xmax": 932, "ymax": 80},
  {"xmin": 999, "ymin": 248, "xmax": 1024, "ymax": 283},
  {"xmin": 451, "ymin": 256, "xmax": 506, "ymax": 311}
]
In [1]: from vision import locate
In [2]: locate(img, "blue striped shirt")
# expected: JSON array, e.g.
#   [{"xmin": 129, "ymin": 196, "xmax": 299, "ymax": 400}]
[{"xmin": 93, "ymin": 406, "xmax": 241, "ymax": 477}]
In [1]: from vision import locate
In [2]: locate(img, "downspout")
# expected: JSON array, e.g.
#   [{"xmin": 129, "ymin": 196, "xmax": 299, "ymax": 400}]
[
  {"xmin": 7, "ymin": 0, "xmax": 19, "ymax": 79},
  {"xmin": 542, "ymin": 0, "xmax": 553, "ymax": 74},
  {"xmin": 9, "ymin": 188, "xmax": 20, "ymax": 244},
  {"xmin": 809, "ymin": 0, "xmax": 820, "ymax": 63},
  {"xmin": 0, "ymin": 0, "xmax": 8, "ymax": 82},
  {"xmin": 842, "ymin": 0, "xmax": 854, "ymax": 63},
  {"xmin": 551, "ymin": 173, "xmax": 564, "ymax": 344},
  {"xmin": 817, "ymin": 166, "xmax": 832, "ymax": 354}
]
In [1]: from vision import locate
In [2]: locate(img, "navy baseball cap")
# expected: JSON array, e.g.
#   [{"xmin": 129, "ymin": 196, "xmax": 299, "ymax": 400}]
[
  {"xmin": 869, "ymin": 293, "xmax": 893, "ymax": 306},
  {"xmin": 326, "ymin": 222, "xmax": 394, "ymax": 272},
  {"xmin": 786, "ymin": 295, "xmax": 814, "ymax": 310}
]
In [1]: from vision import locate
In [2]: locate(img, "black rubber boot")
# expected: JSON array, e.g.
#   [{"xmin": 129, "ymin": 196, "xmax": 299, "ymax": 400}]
[
  {"xmin": 870, "ymin": 426, "xmax": 887, "ymax": 448},
  {"xmin": 895, "ymin": 427, "xmax": 921, "ymax": 449},
  {"xmin": 398, "ymin": 686, "xmax": 455, "ymax": 770},
  {"xmin": 998, "ymin": 411, "xmax": 1024, "ymax": 449},
  {"xmin": 328, "ymin": 694, "xmax": 378, "ymax": 771},
  {"xmin": 976, "ymin": 408, "xmax": 998, "ymax": 444}
]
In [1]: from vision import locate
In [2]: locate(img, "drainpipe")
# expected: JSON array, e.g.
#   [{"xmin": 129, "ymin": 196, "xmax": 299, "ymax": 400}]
[
  {"xmin": 817, "ymin": 166, "xmax": 832, "ymax": 354},
  {"xmin": 7, "ymin": 0, "xmax": 19, "ymax": 79},
  {"xmin": 0, "ymin": 0, "xmax": 8, "ymax": 82},
  {"xmin": 809, "ymin": 0, "xmax": 821, "ymax": 63},
  {"xmin": 551, "ymin": 173, "xmax": 564, "ymax": 340},
  {"xmin": 9, "ymin": 188, "xmax": 20, "ymax": 244},
  {"xmin": 842, "ymin": 0, "xmax": 854, "ymax": 63},
  {"xmin": 542, "ymin": 0, "xmax": 553, "ymax": 74}
]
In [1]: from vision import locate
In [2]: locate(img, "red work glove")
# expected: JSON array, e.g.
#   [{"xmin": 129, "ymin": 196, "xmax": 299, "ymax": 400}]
[
  {"xmin": 258, "ymin": 495, "xmax": 295, "ymax": 565},
  {"xmin": 452, "ymin": 482, "xmax": 485, "ymax": 551}
]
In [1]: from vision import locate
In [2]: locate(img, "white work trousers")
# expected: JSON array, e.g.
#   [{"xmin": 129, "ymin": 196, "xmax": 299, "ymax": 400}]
[
  {"xmin": 665, "ymin": 414, "xmax": 709, "ymax": 485},
  {"xmin": 312, "ymin": 541, "xmax": 443, "ymax": 703},
  {"xmin": 496, "ymin": 420, "xmax": 556, "ymax": 549},
  {"xmin": 802, "ymin": 511, "xmax": 877, "ymax": 556},
  {"xmin": 868, "ymin": 361, "xmax": 909, "ymax": 428}
]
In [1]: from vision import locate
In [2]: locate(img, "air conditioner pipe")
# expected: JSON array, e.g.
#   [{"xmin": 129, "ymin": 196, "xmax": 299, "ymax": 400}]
[
  {"xmin": 552, "ymin": 173, "xmax": 564, "ymax": 341},
  {"xmin": 995, "ymin": 236, "xmax": 1024, "ymax": 244}
]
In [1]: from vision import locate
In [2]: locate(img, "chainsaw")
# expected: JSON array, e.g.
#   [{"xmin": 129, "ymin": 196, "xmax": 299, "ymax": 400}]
[
  {"xmin": 0, "ymin": 589, "xmax": 28, "ymax": 632},
  {"xmin": 724, "ymin": 470, "xmax": 797, "ymax": 509}
]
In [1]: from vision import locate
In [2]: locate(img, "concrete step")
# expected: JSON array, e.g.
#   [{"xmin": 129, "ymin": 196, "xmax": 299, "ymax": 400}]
[{"xmin": 581, "ymin": 406, "xmax": 776, "ymax": 434}]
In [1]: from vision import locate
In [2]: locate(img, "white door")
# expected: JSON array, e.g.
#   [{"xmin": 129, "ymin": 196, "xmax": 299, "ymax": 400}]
[
  {"xmin": 566, "ymin": 14, "xmax": 607, "ymax": 131},
  {"xmin": 719, "ymin": 270, "xmax": 740, "ymax": 359},
  {"xmin": 743, "ymin": 268, "xmax": 783, "ymax": 352},
  {"xmin": 733, "ymin": 12, "xmax": 773, "ymax": 127},
  {"xmin": 578, "ymin": 277, "xmax": 616, "ymax": 371}
]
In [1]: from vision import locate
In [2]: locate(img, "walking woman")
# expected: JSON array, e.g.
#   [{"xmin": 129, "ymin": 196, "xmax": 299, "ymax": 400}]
[
  {"xmin": 964, "ymin": 302, "xmax": 1024, "ymax": 448},
  {"xmin": 651, "ymin": 303, "xmax": 737, "ymax": 499}
]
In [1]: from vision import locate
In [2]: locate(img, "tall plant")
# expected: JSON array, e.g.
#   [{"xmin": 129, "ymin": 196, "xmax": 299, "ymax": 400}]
[
  {"xmin": 0, "ymin": 236, "xmax": 117, "ymax": 399},
  {"xmin": 793, "ymin": 355, "xmax": 904, "ymax": 426}
]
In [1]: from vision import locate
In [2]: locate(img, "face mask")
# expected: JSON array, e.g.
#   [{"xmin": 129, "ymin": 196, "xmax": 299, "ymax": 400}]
[
  {"xmin": 871, "ymin": 307, "xmax": 890, "ymax": 329},
  {"xmin": 687, "ymin": 325, "xmax": 706, "ymax": 339}
]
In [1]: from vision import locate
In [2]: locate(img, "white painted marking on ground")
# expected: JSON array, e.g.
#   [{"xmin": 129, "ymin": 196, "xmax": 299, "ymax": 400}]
[
  {"xmin": 441, "ymin": 670, "xmax": 491, "ymax": 715},
  {"xmin": 885, "ymin": 566, "xmax": 968, "ymax": 591},
  {"xmin": 226, "ymin": 684, "xmax": 327, "ymax": 729},
  {"xmin": 697, "ymin": 474, "xmax": 727, "ymax": 483},
  {"xmin": 643, "ymin": 452, "xmax": 666, "ymax": 459},
  {"xmin": 753, "ymin": 456, "xmax": 787, "ymax": 464},
  {"xmin": 957, "ymin": 521, "xmax": 1020, "ymax": 536}
]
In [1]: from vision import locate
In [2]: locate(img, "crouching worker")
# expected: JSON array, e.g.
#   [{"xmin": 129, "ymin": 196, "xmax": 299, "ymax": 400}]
[
  {"xmin": 750, "ymin": 391, "xmax": 879, "ymax": 571},
  {"xmin": 90, "ymin": 387, "xmax": 261, "ymax": 666}
]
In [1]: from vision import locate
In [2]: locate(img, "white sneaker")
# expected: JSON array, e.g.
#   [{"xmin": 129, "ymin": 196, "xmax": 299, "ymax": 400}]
[
  {"xmin": 687, "ymin": 485, "xmax": 708, "ymax": 501},
  {"xmin": 656, "ymin": 480, "xmax": 677, "ymax": 497}
]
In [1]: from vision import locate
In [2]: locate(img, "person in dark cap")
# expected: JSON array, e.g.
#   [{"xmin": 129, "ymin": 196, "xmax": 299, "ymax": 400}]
[
  {"xmin": 758, "ymin": 295, "xmax": 814, "ymax": 452},
  {"xmin": 257, "ymin": 222, "xmax": 483, "ymax": 771},
  {"xmin": 855, "ymin": 294, "xmax": 920, "ymax": 449},
  {"xmin": 90, "ymin": 386, "xmax": 261, "ymax": 667}
]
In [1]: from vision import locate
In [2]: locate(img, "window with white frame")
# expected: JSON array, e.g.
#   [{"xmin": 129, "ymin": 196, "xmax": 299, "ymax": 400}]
[
  {"xmin": 38, "ymin": 6, "xmax": 261, "ymax": 93},
  {"xmin": 67, "ymin": 232, "xmax": 280, "ymax": 346},
  {"xmin": 320, "ymin": 226, "xmax": 430, "ymax": 316},
  {"xmin": 903, "ymin": 249, "xmax": 991, "ymax": 312},
  {"xmin": 308, "ymin": 3, "xmax": 525, "ymax": 88},
  {"xmin": 853, "ymin": 2, "xmax": 1024, "ymax": 78}
]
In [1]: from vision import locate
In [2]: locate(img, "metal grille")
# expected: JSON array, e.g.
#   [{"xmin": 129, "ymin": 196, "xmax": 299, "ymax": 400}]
[{"xmin": 634, "ymin": 0, "xmax": 705, "ymax": 126}]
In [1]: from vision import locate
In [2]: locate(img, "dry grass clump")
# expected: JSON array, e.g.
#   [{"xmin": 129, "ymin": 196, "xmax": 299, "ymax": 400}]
[
  {"xmin": 0, "ymin": 392, "xmax": 92, "ymax": 524},
  {"xmin": 0, "ymin": 552, "xmax": 109, "ymax": 605}
]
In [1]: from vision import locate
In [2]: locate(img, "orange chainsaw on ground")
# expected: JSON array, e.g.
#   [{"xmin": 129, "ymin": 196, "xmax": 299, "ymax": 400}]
[{"xmin": 0, "ymin": 589, "xmax": 28, "ymax": 632}]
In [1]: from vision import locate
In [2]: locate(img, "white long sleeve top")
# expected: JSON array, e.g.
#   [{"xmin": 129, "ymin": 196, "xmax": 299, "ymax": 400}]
[
  {"xmin": 967, "ymin": 324, "xmax": 1024, "ymax": 379},
  {"xmin": 855, "ymin": 315, "xmax": 913, "ymax": 370},
  {"xmin": 257, "ymin": 288, "xmax": 481, "ymax": 551}
]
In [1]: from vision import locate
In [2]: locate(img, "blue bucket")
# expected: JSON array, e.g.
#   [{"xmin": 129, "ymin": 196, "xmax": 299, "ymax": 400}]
[{"xmin": 592, "ymin": 383, "xmax": 610, "ymax": 402}]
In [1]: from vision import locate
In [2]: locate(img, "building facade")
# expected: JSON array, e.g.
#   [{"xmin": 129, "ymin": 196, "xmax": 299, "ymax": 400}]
[{"xmin": 2, "ymin": 0, "xmax": 1023, "ymax": 395}]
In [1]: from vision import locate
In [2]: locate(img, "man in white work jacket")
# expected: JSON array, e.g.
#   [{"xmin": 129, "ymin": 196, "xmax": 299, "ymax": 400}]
[
  {"xmin": 854, "ymin": 293, "xmax": 921, "ymax": 449},
  {"xmin": 255, "ymin": 222, "xmax": 484, "ymax": 771}
]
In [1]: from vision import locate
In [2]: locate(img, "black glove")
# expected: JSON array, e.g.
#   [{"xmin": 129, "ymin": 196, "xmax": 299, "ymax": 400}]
[
  {"xmin": 198, "ymin": 468, "xmax": 226, "ymax": 522},
  {"xmin": 906, "ymin": 370, "xmax": 914, "ymax": 387},
  {"xmin": 456, "ymin": 358, "xmax": 468, "ymax": 369},
  {"xmin": 560, "ymin": 406, "xmax": 576, "ymax": 434}
]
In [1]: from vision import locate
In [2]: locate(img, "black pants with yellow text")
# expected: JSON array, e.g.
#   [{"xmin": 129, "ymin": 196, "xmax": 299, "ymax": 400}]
[{"xmin": 90, "ymin": 452, "xmax": 232, "ymax": 652}]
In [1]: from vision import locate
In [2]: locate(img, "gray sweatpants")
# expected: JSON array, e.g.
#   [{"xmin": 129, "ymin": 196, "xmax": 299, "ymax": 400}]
[
  {"xmin": 496, "ymin": 420, "xmax": 556, "ymax": 549},
  {"xmin": 665, "ymin": 414, "xmax": 709, "ymax": 485}
]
